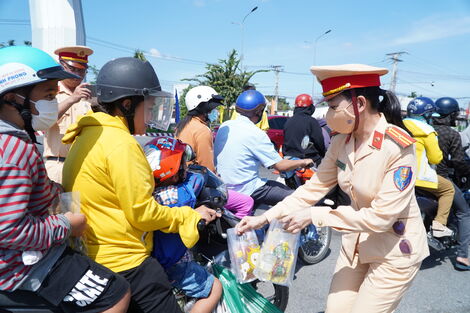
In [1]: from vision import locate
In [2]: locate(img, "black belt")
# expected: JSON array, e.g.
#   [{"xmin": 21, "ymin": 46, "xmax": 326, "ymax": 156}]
[{"xmin": 45, "ymin": 156, "xmax": 66, "ymax": 162}]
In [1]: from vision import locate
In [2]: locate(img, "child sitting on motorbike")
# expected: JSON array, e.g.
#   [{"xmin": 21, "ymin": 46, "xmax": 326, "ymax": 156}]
[{"xmin": 144, "ymin": 136, "xmax": 222, "ymax": 313}]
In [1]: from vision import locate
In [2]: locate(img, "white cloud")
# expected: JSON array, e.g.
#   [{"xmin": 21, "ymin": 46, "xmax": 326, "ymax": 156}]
[
  {"xmin": 391, "ymin": 16, "xmax": 470, "ymax": 46},
  {"xmin": 149, "ymin": 48, "xmax": 161, "ymax": 58}
]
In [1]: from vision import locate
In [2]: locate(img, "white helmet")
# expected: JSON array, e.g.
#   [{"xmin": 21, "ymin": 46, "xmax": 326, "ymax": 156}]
[{"xmin": 185, "ymin": 86, "xmax": 221, "ymax": 111}]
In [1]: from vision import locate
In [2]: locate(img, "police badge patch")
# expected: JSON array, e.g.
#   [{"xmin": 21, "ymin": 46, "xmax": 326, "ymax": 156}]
[{"xmin": 393, "ymin": 166, "xmax": 412, "ymax": 191}]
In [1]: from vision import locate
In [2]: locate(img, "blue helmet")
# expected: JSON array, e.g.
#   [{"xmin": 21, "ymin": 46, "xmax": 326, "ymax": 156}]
[
  {"xmin": 407, "ymin": 97, "xmax": 435, "ymax": 117},
  {"xmin": 0, "ymin": 46, "xmax": 78, "ymax": 95},
  {"xmin": 435, "ymin": 97, "xmax": 459, "ymax": 115},
  {"xmin": 235, "ymin": 90, "xmax": 266, "ymax": 117}
]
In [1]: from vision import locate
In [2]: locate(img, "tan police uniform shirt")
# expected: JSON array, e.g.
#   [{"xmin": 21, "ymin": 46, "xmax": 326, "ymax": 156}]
[
  {"xmin": 176, "ymin": 116, "xmax": 216, "ymax": 172},
  {"xmin": 43, "ymin": 81, "xmax": 91, "ymax": 183},
  {"xmin": 265, "ymin": 114, "xmax": 430, "ymax": 268}
]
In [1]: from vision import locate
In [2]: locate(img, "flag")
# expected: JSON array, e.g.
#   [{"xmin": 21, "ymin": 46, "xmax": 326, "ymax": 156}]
[{"xmin": 175, "ymin": 90, "xmax": 180, "ymax": 124}]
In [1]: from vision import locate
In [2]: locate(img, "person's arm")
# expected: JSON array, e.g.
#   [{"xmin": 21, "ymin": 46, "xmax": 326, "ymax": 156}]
[
  {"xmin": 0, "ymin": 164, "xmax": 70, "ymax": 250},
  {"xmin": 423, "ymin": 131, "xmax": 443, "ymax": 165},
  {"xmin": 107, "ymin": 141, "xmax": 202, "ymax": 248},
  {"xmin": 193, "ymin": 126, "xmax": 216, "ymax": 172},
  {"xmin": 306, "ymin": 144, "xmax": 416, "ymax": 233},
  {"xmin": 263, "ymin": 135, "xmax": 341, "ymax": 222},
  {"xmin": 57, "ymin": 83, "xmax": 92, "ymax": 119},
  {"xmin": 272, "ymin": 158, "xmax": 313, "ymax": 172}
]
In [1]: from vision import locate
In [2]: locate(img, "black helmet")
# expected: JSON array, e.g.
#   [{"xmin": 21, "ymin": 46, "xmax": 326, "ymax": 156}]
[
  {"xmin": 96, "ymin": 57, "xmax": 172, "ymax": 134},
  {"xmin": 435, "ymin": 97, "xmax": 459, "ymax": 116},
  {"xmin": 97, "ymin": 57, "xmax": 166, "ymax": 103}
]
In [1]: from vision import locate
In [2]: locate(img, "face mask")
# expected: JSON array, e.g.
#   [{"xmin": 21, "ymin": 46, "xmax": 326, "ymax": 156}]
[
  {"xmin": 16, "ymin": 94, "xmax": 58, "ymax": 131},
  {"xmin": 207, "ymin": 108, "xmax": 219, "ymax": 123},
  {"xmin": 325, "ymin": 103, "xmax": 356, "ymax": 134}
]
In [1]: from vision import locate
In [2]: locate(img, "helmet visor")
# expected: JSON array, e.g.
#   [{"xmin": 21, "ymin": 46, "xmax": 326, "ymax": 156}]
[{"xmin": 144, "ymin": 91, "xmax": 174, "ymax": 131}]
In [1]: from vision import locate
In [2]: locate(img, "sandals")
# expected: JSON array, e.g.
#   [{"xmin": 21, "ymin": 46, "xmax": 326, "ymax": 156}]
[{"xmin": 454, "ymin": 260, "xmax": 470, "ymax": 271}]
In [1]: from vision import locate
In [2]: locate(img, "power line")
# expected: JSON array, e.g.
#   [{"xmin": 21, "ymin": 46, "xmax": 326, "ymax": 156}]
[{"xmin": 386, "ymin": 51, "xmax": 407, "ymax": 92}]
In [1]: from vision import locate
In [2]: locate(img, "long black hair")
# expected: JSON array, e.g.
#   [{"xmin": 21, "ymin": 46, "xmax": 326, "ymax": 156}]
[{"xmin": 342, "ymin": 87, "xmax": 410, "ymax": 134}]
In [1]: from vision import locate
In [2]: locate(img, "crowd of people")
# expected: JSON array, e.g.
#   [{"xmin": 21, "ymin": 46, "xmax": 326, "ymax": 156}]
[{"xmin": 0, "ymin": 43, "xmax": 469, "ymax": 313}]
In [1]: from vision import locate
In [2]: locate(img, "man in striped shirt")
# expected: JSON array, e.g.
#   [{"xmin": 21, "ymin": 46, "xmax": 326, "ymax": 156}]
[{"xmin": 0, "ymin": 46, "xmax": 130, "ymax": 312}]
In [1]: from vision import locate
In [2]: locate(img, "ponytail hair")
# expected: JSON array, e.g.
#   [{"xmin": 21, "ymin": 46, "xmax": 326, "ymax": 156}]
[{"xmin": 342, "ymin": 87, "xmax": 410, "ymax": 134}]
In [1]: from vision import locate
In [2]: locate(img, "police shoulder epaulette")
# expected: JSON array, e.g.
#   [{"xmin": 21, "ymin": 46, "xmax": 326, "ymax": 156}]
[{"xmin": 385, "ymin": 126, "xmax": 416, "ymax": 148}]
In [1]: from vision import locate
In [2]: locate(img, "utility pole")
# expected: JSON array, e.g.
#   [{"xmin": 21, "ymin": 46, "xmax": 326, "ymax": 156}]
[
  {"xmin": 270, "ymin": 65, "xmax": 284, "ymax": 115},
  {"xmin": 386, "ymin": 51, "xmax": 407, "ymax": 93}
]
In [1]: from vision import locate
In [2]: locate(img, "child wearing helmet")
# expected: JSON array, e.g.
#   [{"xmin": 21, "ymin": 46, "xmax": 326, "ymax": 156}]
[
  {"xmin": 0, "ymin": 46, "xmax": 130, "ymax": 312},
  {"xmin": 144, "ymin": 136, "xmax": 222, "ymax": 313},
  {"xmin": 62, "ymin": 57, "xmax": 218, "ymax": 313},
  {"xmin": 404, "ymin": 97, "xmax": 455, "ymax": 237}
]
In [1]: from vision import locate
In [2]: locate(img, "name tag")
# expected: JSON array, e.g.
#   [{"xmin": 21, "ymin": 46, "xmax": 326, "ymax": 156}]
[{"xmin": 336, "ymin": 159, "xmax": 346, "ymax": 171}]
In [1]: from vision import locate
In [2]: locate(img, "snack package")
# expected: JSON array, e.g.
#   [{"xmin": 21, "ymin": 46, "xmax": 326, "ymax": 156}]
[
  {"xmin": 254, "ymin": 219, "xmax": 300, "ymax": 287},
  {"xmin": 227, "ymin": 228, "xmax": 261, "ymax": 283}
]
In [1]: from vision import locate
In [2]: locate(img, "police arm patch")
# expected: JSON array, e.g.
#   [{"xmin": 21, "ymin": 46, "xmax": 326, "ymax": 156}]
[{"xmin": 393, "ymin": 166, "xmax": 412, "ymax": 191}]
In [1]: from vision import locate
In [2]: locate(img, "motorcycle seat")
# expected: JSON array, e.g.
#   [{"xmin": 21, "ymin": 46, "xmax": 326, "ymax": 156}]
[{"xmin": 0, "ymin": 290, "xmax": 60, "ymax": 312}]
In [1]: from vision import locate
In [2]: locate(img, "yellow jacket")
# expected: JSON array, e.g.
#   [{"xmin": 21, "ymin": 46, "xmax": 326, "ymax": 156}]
[
  {"xmin": 62, "ymin": 112, "xmax": 201, "ymax": 272},
  {"xmin": 403, "ymin": 118, "xmax": 443, "ymax": 189},
  {"xmin": 231, "ymin": 110, "xmax": 269, "ymax": 131}
]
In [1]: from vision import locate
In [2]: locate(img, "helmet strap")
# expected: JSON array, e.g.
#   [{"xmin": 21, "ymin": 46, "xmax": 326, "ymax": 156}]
[
  {"xmin": 8, "ymin": 87, "xmax": 38, "ymax": 143},
  {"xmin": 117, "ymin": 97, "xmax": 140, "ymax": 134}
]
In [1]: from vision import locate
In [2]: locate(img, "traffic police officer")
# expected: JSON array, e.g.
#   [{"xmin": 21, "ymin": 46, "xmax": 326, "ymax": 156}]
[
  {"xmin": 43, "ymin": 45, "xmax": 93, "ymax": 183},
  {"xmin": 238, "ymin": 64, "xmax": 430, "ymax": 313}
]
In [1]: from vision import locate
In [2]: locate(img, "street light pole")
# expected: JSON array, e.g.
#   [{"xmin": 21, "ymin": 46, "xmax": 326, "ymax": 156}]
[
  {"xmin": 233, "ymin": 6, "xmax": 258, "ymax": 71},
  {"xmin": 311, "ymin": 29, "xmax": 331, "ymax": 98}
]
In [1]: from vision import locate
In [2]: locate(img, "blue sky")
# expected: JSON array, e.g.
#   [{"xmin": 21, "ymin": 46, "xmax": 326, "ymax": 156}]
[{"xmin": 2, "ymin": 0, "xmax": 470, "ymax": 105}]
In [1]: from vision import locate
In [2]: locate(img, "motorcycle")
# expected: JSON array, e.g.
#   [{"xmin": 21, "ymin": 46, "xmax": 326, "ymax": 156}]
[
  {"xmin": 172, "ymin": 164, "xmax": 290, "ymax": 311},
  {"xmin": 415, "ymin": 188, "xmax": 458, "ymax": 251}
]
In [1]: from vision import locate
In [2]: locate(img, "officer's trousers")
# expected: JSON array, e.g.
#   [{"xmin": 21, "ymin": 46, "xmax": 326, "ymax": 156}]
[{"xmin": 325, "ymin": 249, "xmax": 420, "ymax": 313}]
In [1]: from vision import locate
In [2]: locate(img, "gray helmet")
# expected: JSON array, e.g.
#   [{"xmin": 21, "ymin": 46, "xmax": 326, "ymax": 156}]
[{"xmin": 96, "ymin": 57, "xmax": 165, "ymax": 103}]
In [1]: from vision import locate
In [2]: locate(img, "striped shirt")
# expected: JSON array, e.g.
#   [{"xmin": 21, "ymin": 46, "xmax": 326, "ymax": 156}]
[{"xmin": 0, "ymin": 123, "xmax": 70, "ymax": 291}]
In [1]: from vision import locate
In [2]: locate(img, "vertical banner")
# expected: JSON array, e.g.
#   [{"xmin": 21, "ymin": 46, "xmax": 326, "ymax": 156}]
[{"xmin": 29, "ymin": 0, "xmax": 86, "ymax": 57}]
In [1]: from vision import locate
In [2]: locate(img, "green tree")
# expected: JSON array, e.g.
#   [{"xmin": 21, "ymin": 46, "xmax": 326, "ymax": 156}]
[
  {"xmin": 133, "ymin": 49, "xmax": 147, "ymax": 62},
  {"xmin": 265, "ymin": 95, "xmax": 290, "ymax": 112},
  {"xmin": 88, "ymin": 65, "xmax": 100, "ymax": 84},
  {"xmin": 183, "ymin": 50, "xmax": 268, "ymax": 121}
]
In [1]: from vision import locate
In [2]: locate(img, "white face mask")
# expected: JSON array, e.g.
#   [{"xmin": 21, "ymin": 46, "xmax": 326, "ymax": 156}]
[{"xmin": 16, "ymin": 94, "xmax": 58, "ymax": 131}]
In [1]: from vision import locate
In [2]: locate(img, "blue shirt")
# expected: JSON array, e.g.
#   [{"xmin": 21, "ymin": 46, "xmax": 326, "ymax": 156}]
[{"xmin": 214, "ymin": 115, "xmax": 282, "ymax": 195}]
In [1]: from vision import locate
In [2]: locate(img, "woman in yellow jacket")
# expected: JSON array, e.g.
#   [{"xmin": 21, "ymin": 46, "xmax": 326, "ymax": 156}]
[
  {"xmin": 403, "ymin": 97, "xmax": 455, "ymax": 237},
  {"xmin": 62, "ymin": 57, "xmax": 218, "ymax": 313},
  {"xmin": 238, "ymin": 64, "xmax": 429, "ymax": 313}
]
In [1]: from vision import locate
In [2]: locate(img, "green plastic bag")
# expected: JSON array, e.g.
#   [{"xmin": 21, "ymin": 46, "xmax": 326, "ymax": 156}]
[{"xmin": 212, "ymin": 264, "xmax": 283, "ymax": 313}]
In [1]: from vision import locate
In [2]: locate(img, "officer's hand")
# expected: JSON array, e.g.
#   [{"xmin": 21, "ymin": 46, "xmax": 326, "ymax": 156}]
[
  {"xmin": 236, "ymin": 215, "xmax": 268, "ymax": 235},
  {"xmin": 70, "ymin": 83, "xmax": 92, "ymax": 103},
  {"xmin": 64, "ymin": 212, "xmax": 87, "ymax": 237},
  {"xmin": 280, "ymin": 208, "xmax": 313, "ymax": 234},
  {"xmin": 195, "ymin": 205, "xmax": 220, "ymax": 223}
]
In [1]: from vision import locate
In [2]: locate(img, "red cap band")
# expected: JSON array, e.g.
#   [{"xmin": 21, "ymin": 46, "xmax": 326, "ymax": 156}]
[{"xmin": 321, "ymin": 74, "xmax": 381, "ymax": 96}]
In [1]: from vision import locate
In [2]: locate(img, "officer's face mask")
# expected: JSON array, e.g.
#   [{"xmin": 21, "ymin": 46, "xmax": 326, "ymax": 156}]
[
  {"xmin": 325, "ymin": 102, "xmax": 356, "ymax": 134},
  {"xmin": 16, "ymin": 94, "xmax": 58, "ymax": 131},
  {"xmin": 207, "ymin": 108, "xmax": 219, "ymax": 123}
]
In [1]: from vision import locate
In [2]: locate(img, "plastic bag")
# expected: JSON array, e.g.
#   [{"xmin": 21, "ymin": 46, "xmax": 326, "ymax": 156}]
[
  {"xmin": 255, "ymin": 219, "xmax": 300, "ymax": 287},
  {"xmin": 227, "ymin": 228, "xmax": 261, "ymax": 283},
  {"xmin": 212, "ymin": 263, "xmax": 283, "ymax": 313},
  {"xmin": 59, "ymin": 192, "xmax": 87, "ymax": 254}
]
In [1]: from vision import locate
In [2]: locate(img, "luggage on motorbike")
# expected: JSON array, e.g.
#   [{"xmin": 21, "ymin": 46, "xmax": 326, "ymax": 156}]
[
  {"xmin": 227, "ymin": 228, "xmax": 260, "ymax": 283},
  {"xmin": 255, "ymin": 219, "xmax": 300, "ymax": 287}
]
